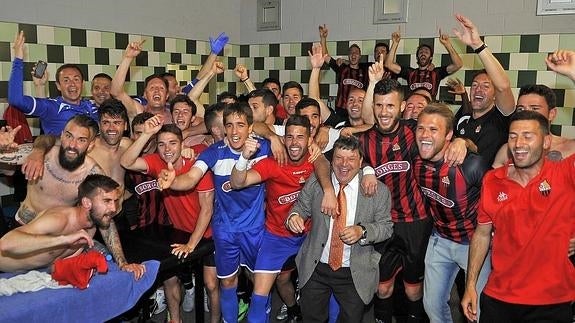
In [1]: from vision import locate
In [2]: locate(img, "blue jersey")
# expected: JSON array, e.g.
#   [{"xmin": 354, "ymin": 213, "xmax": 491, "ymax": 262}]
[
  {"xmin": 8, "ymin": 58, "xmax": 99, "ymax": 135},
  {"xmin": 194, "ymin": 138, "xmax": 271, "ymax": 232}
]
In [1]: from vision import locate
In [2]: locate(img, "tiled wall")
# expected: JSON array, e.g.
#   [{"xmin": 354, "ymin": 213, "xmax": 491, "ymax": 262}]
[{"xmin": 1, "ymin": 21, "xmax": 574, "ymax": 138}]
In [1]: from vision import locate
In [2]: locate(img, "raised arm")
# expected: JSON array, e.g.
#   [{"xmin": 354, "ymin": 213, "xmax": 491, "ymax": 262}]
[
  {"xmin": 110, "ymin": 40, "xmax": 146, "ymax": 120},
  {"xmin": 546, "ymin": 49, "xmax": 575, "ymax": 83},
  {"xmin": 384, "ymin": 26, "xmax": 402, "ymax": 74},
  {"xmin": 439, "ymin": 28, "xmax": 463, "ymax": 74},
  {"xmin": 188, "ymin": 60, "xmax": 224, "ymax": 118},
  {"xmin": 32, "ymin": 62, "xmax": 49, "ymax": 98},
  {"xmin": 453, "ymin": 14, "xmax": 515, "ymax": 115},
  {"xmin": 319, "ymin": 24, "xmax": 331, "ymax": 63},
  {"xmin": 361, "ymin": 56, "xmax": 386, "ymax": 125},
  {"xmin": 234, "ymin": 64, "xmax": 256, "ymax": 93},
  {"xmin": 230, "ymin": 136, "xmax": 263, "ymax": 189},
  {"xmin": 308, "ymin": 43, "xmax": 332, "ymax": 123},
  {"xmin": 120, "ymin": 114, "xmax": 163, "ymax": 172},
  {"xmin": 8, "ymin": 31, "xmax": 36, "ymax": 113},
  {"xmin": 196, "ymin": 32, "xmax": 228, "ymax": 81}
]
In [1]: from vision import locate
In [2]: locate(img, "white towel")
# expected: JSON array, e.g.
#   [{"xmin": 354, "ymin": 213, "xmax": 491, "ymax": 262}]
[{"xmin": 0, "ymin": 270, "xmax": 72, "ymax": 296}]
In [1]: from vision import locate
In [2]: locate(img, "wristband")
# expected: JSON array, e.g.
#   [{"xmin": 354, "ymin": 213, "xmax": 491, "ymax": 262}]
[
  {"xmin": 240, "ymin": 77, "xmax": 249, "ymax": 83},
  {"xmin": 474, "ymin": 43, "xmax": 487, "ymax": 54},
  {"xmin": 235, "ymin": 155, "xmax": 249, "ymax": 171},
  {"xmin": 362, "ymin": 166, "xmax": 375, "ymax": 176}
]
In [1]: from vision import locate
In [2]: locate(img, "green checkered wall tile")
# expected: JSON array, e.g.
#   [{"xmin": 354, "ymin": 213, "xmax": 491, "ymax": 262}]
[
  {"xmin": 322, "ymin": 69, "xmax": 336, "ymax": 84},
  {"xmin": 27, "ymin": 43, "xmax": 48, "ymax": 62},
  {"xmin": 362, "ymin": 40, "xmax": 375, "ymax": 53},
  {"xmin": 450, "ymin": 38, "xmax": 468, "ymax": 55},
  {"xmin": 326, "ymin": 42, "xmax": 337, "ymax": 57},
  {"xmin": 564, "ymin": 89, "xmax": 575, "ymax": 108},
  {"xmin": 506, "ymin": 70, "xmax": 518, "ymax": 86},
  {"xmin": 296, "ymin": 56, "xmax": 308, "ymax": 70},
  {"xmin": 54, "ymin": 27, "xmax": 71, "ymax": 46},
  {"xmin": 538, "ymin": 34, "xmax": 559, "ymax": 53},
  {"xmin": 278, "ymin": 43, "xmax": 290, "ymax": 57},
  {"xmin": 402, "ymin": 38, "xmax": 419, "ymax": 54},
  {"xmin": 509, "ymin": 53, "xmax": 529, "ymax": 71},
  {"xmin": 559, "ymin": 34, "xmax": 575, "ymax": 50},
  {"xmin": 86, "ymin": 30, "xmax": 101, "ymax": 48},
  {"xmin": 165, "ymin": 38, "xmax": 177, "ymax": 53},
  {"xmin": 536, "ymin": 71, "xmax": 557, "ymax": 87},
  {"xmin": 189, "ymin": 54, "xmax": 202, "ymax": 66},
  {"xmin": 0, "ymin": 22, "xmax": 18, "ymax": 42},
  {"xmin": 259, "ymin": 45, "xmax": 269, "ymax": 58},
  {"xmin": 196, "ymin": 41, "xmax": 208, "ymax": 55},
  {"xmin": 484, "ymin": 36, "xmax": 502, "ymax": 53},
  {"xmin": 556, "ymin": 74, "xmax": 575, "ymax": 90},
  {"xmin": 147, "ymin": 52, "xmax": 160, "ymax": 66},
  {"xmin": 501, "ymin": 35, "xmax": 520, "ymax": 52},
  {"xmin": 560, "ymin": 125, "xmax": 575, "ymax": 138},
  {"xmin": 101, "ymin": 65, "xmax": 117, "ymax": 77},
  {"xmin": 125, "ymin": 81, "xmax": 138, "ymax": 96},
  {"xmin": 273, "ymin": 57, "xmax": 284, "ymax": 70},
  {"xmin": 37, "ymin": 26, "xmax": 55, "ymax": 45},
  {"xmin": 100, "ymin": 32, "xmax": 115, "ymax": 49},
  {"xmin": 64, "ymin": 47, "xmax": 80, "ymax": 64},
  {"xmin": 0, "ymin": 62, "xmax": 11, "ymax": 79},
  {"xmin": 175, "ymin": 39, "xmax": 187, "ymax": 54},
  {"xmin": 290, "ymin": 43, "xmax": 302, "ymax": 56},
  {"xmin": 553, "ymin": 106, "xmax": 573, "ymax": 125},
  {"xmin": 107, "ymin": 48, "xmax": 123, "ymax": 66},
  {"xmin": 82, "ymin": 82, "xmax": 91, "ymax": 95},
  {"xmin": 263, "ymin": 57, "xmax": 274, "ymax": 70},
  {"xmin": 460, "ymin": 53, "xmax": 475, "ymax": 70},
  {"xmin": 159, "ymin": 52, "xmax": 172, "ymax": 66},
  {"xmin": 528, "ymin": 53, "xmax": 547, "ymax": 70},
  {"xmin": 472, "ymin": 55, "xmax": 484, "ymax": 70}
]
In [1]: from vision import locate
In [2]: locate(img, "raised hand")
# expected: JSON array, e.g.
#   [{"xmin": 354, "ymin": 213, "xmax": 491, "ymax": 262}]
[
  {"xmin": 0, "ymin": 125, "xmax": 21, "ymax": 151},
  {"xmin": 369, "ymin": 55, "xmax": 385, "ymax": 82},
  {"xmin": 123, "ymin": 39, "xmax": 146, "ymax": 59},
  {"xmin": 143, "ymin": 114, "xmax": 164, "ymax": 135},
  {"xmin": 546, "ymin": 50, "xmax": 575, "ymax": 81},
  {"xmin": 210, "ymin": 32, "xmax": 229, "ymax": 55},
  {"xmin": 12, "ymin": 31, "xmax": 25, "ymax": 59},
  {"xmin": 157, "ymin": 161, "xmax": 176, "ymax": 190},
  {"xmin": 234, "ymin": 64, "xmax": 248, "ymax": 80},
  {"xmin": 32, "ymin": 63, "xmax": 49, "ymax": 86},
  {"xmin": 241, "ymin": 134, "xmax": 260, "ymax": 159},
  {"xmin": 453, "ymin": 14, "xmax": 482, "ymax": 49},
  {"xmin": 446, "ymin": 77, "xmax": 466, "ymax": 95},
  {"xmin": 318, "ymin": 24, "xmax": 329, "ymax": 39},
  {"xmin": 391, "ymin": 26, "xmax": 401, "ymax": 44},
  {"xmin": 438, "ymin": 28, "xmax": 451, "ymax": 46},
  {"xmin": 309, "ymin": 43, "xmax": 327, "ymax": 69}
]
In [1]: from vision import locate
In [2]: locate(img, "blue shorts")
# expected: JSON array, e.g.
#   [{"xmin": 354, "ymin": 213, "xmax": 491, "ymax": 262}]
[
  {"xmin": 254, "ymin": 230, "xmax": 306, "ymax": 274},
  {"xmin": 213, "ymin": 227, "xmax": 264, "ymax": 278}
]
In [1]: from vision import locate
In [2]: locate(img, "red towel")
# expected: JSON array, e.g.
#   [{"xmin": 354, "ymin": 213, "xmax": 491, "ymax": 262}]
[{"xmin": 51, "ymin": 251, "xmax": 108, "ymax": 289}]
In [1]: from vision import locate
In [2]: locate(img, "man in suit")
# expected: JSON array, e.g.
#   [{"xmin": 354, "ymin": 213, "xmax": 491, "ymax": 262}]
[{"xmin": 287, "ymin": 136, "xmax": 394, "ymax": 322}]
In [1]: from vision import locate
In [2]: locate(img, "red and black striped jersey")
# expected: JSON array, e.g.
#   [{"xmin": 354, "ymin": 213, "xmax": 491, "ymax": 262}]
[
  {"xmin": 357, "ymin": 120, "xmax": 427, "ymax": 223},
  {"xmin": 398, "ymin": 66, "xmax": 449, "ymax": 98},
  {"xmin": 413, "ymin": 152, "xmax": 487, "ymax": 242}
]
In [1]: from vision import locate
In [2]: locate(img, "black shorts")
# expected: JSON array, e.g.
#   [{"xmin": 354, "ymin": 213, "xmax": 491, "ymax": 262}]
[
  {"xmin": 480, "ymin": 293, "xmax": 573, "ymax": 323},
  {"xmin": 375, "ymin": 217, "xmax": 432, "ymax": 284}
]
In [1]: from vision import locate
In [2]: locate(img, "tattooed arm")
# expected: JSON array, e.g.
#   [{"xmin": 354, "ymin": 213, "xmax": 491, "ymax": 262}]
[{"xmin": 99, "ymin": 221, "xmax": 146, "ymax": 280}]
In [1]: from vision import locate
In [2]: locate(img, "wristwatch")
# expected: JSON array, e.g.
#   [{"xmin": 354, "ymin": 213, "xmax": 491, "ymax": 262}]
[{"xmin": 359, "ymin": 224, "xmax": 367, "ymax": 239}]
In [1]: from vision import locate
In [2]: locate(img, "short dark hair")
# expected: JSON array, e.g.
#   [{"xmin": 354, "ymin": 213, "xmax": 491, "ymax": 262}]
[
  {"xmin": 204, "ymin": 102, "xmax": 228, "ymax": 132},
  {"xmin": 131, "ymin": 112, "xmax": 155, "ymax": 132},
  {"xmin": 248, "ymin": 89, "xmax": 278, "ymax": 108},
  {"xmin": 160, "ymin": 72, "xmax": 176, "ymax": 79},
  {"xmin": 158, "ymin": 123, "xmax": 183, "ymax": 142},
  {"xmin": 56, "ymin": 64, "xmax": 84, "ymax": 83},
  {"xmin": 144, "ymin": 74, "xmax": 169, "ymax": 91},
  {"xmin": 92, "ymin": 73, "xmax": 112, "ymax": 82},
  {"xmin": 282, "ymin": 81, "xmax": 304, "ymax": 97},
  {"xmin": 333, "ymin": 135, "xmax": 363, "ymax": 159},
  {"xmin": 374, "ymin": 78, "xmax": 404, "ymax": 101},
  {"xmin": 375, "ymin": 42, "xmax": 389, "ymax": 53},
  {"xmin": 419, "ymin": 102, "xmax": 454, "ymax": 134},
  {"xmin": 262, "ymin": 77, "xmax": 281, "ymax": 89},
  {"xmin": 406, "ymin": 92, "xmax": 432, "ymax": 105},
  {"xmin": 169, "ymin": 94, "xmax": 197, "ymax": 116},
  {"xmin": 285, "ymin": 114, "xmax": 311, "ymax": 136},
  {"xmin": 509, "ymin": 110, "xmax": 550, "ymax": 135},
  {"xmin": 349, "ymin": 44, "xmax": 361, "ymax": 52},
  {"xmin": 98, "ymin": 98, "xmax": 128, "ymax": 124},
  {"xmin": 295, "ymin": 97, "xmax": 321, "ymax": 115},
  {"xmin": 67, "ymin": 115, "xmax": 99, "ymax": 139},
  {"xmin": 416, "ymin": 44, "xmax": 434, "ymax": 56},
  {"xmin": 218, "ymin": 91, "xmax": 238, "ymax": 103},
  {"xmin": 472, "ymin": 69, "xmax": 489, "ymax": 82},
  {"xmin": 223, "ymin": 101, "xmax": 253, "ymax": 126},
  {"xmin": 518, "ymin": 84, "xmax": 557, "ymax": 110},
  {"xmin": 78, "ymin": 174, "xmax": 119, "ymax": 200}
]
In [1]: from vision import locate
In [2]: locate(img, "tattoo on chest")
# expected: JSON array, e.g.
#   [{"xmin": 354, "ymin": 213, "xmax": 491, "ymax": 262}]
[{"xmin": 45, "ymin": 161, "xmax": 86, "ymax": 184}]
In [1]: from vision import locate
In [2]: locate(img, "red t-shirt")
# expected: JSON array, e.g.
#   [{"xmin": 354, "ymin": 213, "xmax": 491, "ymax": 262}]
[
  {"xmin": 252, "ymin": 156, "xmax": 315, "ymax": 237},
  {"xmin": 477, "ymin": 155, "xmax": 575, "ymax": 305},
  {"xmin": 143, "ymin": 152, "xmax": 214, "ymax": 238}
]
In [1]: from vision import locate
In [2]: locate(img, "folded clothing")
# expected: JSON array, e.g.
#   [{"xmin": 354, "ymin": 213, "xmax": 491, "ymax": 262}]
[{"xmin": 51, "ymin": 251, "xmax": 108, "ymax": 289}]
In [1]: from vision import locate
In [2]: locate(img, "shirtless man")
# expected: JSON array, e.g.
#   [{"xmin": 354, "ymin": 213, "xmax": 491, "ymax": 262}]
[{"xmin": 0, "ymin": 174, "xmax": 144, "ymax": 279}]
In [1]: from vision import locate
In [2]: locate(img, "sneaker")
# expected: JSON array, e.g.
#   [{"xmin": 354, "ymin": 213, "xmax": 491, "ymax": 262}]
[
  {"xmin": 150, "ymin": 288, "xmax": 167, "ymax": 315},
  {"xmin": 238, "ymin": 299, "xmax": 249, "ymax": 321},
  {"xmin": 276, "ymin": 303, "xmax": 288, "ymax": 320},
  {"xmin": 286, "ymin": 304, "xmax": 302, "ymax": 322},
  {"xmin": 182, "ymin": 287, "xmax": 195, "ymax": 312}
]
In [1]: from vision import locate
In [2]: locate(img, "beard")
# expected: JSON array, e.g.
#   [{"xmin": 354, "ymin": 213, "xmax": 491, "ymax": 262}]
[
  {"xmin": 90, "ymin": 209, "xmax": 111, "ymax": 230},
  {"xmin": 58, "ymin": 145, "xmax": 87, "ymax": 171}
]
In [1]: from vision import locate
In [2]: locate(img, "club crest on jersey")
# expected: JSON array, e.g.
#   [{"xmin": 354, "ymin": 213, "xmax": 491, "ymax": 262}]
[
  {"xmin": 441, "ymin": 176, "xmax": 450, "ymax": 187},
  {"xmin": 497, "ymin": 191, "xmax": 508, "ymax": 202},
  {"xmin": 475, "ymin": 125, "xmax": 481, "ymax": 133},
  {"xmin": 221, "ymin": 181, "xmax": 233, "ymax": 192},
  {"xmin": 299, "ymin": 176, "xmax": 306, "ymax": 184},
  {"xmin": 459, "ymin": 128, "xmax": 465, "ymax": 135},
  {"xmin": 538, "ymin": 179, "xmax": 551, "ymax": 196}
]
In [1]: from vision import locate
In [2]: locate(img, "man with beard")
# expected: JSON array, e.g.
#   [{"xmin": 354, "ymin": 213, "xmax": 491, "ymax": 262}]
[
  {"xmin": 385, "ymin": 27, "xmax": 463, "ymax": 100},
  {"xmin": 452, "ymin": 14, "xmax": 516, "ymax": 167},
  {"xmin": 0, "ymin": 174, "xmax": 144, "ymax": 281},
  {"xmin": 230, "ymin": 115, "xmax": 333, "ymax": 322}
]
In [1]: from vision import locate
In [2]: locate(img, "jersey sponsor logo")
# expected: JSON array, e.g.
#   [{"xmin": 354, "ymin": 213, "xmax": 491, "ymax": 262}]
[
  {"xmin": 278, "ymin": 191, "xmax": 301, "ymax": 205},
  {"xmin": 342, "ymin": 78, "xmax": 364, "ymax": 88},
  {"xmin": 135, "ymin": 180, "xmax": 160, "ymax": 195},
  {"xmin": 409, "ymin": 82, "xmax": 433, "ymax": 91},
  {"xmin": 374, "ymin": 161, "xmax": 410, "ymax": 177},
  {"xmin": 392, "ymin": 143, "xmax": 401, "ymax": 151},
  {"xmin": 497, "ymin": 191, "xmax": 508, "ymax": 202},
  {"xmin": 441, "ymin": 176, "xmax": 450, "ymax": 187},
  {"xmin": 538, "ymin": 180, "xmax": 551, "ymax": 196},
  {"xmin": 221, "ymin": 180, "xmax": 232, "ymax": 192},
  {"xmin": 421, "ymin": 187, "xmax": 454, "ymax": 208},
  {"xmin": 292, "ymin": 170, "xmax": 307, "ymax": 175}
]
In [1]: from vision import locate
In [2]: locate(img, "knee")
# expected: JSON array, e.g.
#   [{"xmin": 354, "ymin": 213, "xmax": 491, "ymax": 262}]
[
  {"xmin": 404, "ymin": 283, "xmax": 423, "ymax": 301},
  {"xmin": 163, "ymin": 276, "xmax": 180, "ymax": 288},
  {"xmin": 377, "ymin": 281, "xmax": 394, "ymax": 299},
  {"xmin": 275, "ymin": 272, "xmax": 291, "ymax": 286},
  {"xmin": 204, "ymin": 277, "xmax": 219, "ymax": 294},
  {"xmin": 220, "ymin": 276, "xmax": 237, "ymax": 289}
]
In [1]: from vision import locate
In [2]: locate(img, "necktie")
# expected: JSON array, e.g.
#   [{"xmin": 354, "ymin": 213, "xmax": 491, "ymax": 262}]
[{"xmin": 328, "ymin": 183, "xmax": 347, "ymax": 270}]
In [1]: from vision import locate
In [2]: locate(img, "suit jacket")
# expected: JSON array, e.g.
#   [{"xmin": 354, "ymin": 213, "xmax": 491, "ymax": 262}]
[{"xmin": 292, "ymin": 171, "xmax": 393, "ymax": 304}]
